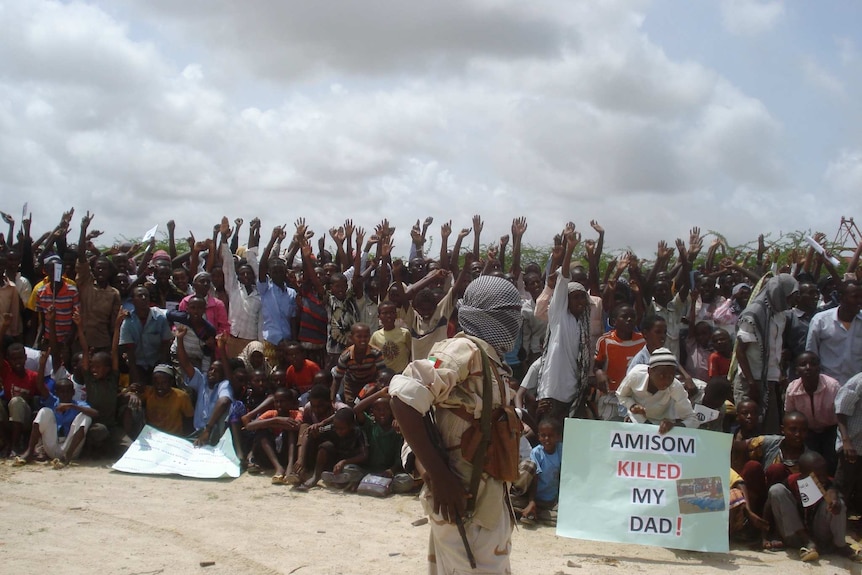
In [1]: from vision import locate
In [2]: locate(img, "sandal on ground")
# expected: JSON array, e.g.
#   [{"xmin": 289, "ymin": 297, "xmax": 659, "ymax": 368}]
[
  {"xmin": 247, "ymin": 462, "xmax": 264, "ymax": 475},
  {"xmin": 271, "ymin": 474, "xmax": 286, "ymax": 485},
  {"xmin": 520, "ymin": 515, "xmax": 536, "ymax": 526},
  {"xmin": 12, "ymin": 456, "xmax": 28, "ymax": 467},
  {"xmin": 837, "ymin": 545, "xmax": 862, "ymax": 563},
  {"xmin": 798, "ymin": 546, "xmax": 819, "ymax": 562},
  {"xmin": 284, "ymin": 473, "xmax": 301, "ymax": 485},
  {"xmin": 761, "ymin": 539, "xmax": 784, "ymax": 551}
]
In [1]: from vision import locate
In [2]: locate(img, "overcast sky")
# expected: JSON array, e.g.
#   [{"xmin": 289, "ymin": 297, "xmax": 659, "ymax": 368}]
[{"xmin": 1, "ymin": 0, "xmax": 859, "ymax": 257}]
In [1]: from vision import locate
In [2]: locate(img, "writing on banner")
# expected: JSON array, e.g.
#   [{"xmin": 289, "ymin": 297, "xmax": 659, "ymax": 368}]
[{"xmin": 557, "ymin": 420, "xmax": 731, "ymax": 553}]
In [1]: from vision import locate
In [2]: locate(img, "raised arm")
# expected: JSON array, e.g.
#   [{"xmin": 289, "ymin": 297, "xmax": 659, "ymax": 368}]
[
  {"xmin": 449, "ymin": 225, "xmax": 471, "ymax": 275},
  {"xmin": 77, "ymin": 211, "xmax": 94, "ymax": 264},
  {"xmin": 167, "ymin": 220, "xmax": 177, "ymax": 261},
  {"xmin": 471, "ymin": 214, "xmax": 483, "ymax": 262},
  {"xmin": 230, "ymin": 218, "xmax": 243, "ymax": 254},
  {"xmin": 511, "ymin": 216, "xmax": 527, "ymax": 281},
  {"xmin": 174, "ymin": 325, "xmax": 195, "ymax": 380},
  {"xmin": 439, "ymin": 220, "xmax": 451, "ymax": 273},
  {"xmin": 560, "ymin": 222, "xmax": 579, "ymax": 280}
]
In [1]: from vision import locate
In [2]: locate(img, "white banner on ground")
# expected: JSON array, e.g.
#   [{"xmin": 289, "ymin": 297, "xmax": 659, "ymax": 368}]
[{"xmin": 112, "ymin": 425, "xmax": 240, "ymax": 479}]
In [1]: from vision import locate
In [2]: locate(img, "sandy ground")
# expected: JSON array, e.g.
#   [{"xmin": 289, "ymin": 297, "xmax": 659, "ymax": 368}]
[{"xmin": 0, "ymin": 459, "xmax": 856, "ymax": 575}]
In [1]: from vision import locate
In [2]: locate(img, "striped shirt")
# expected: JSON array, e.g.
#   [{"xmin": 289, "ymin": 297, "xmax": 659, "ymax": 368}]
[
  {"xmin": 299, "ymin": 284, "xmax": 328, "ymax": 347},
  {"xmin": 35, "ymin": 279, "xmax": 80, "ymax": 343},
  {"xmin": 335, "ymin": 345, "xmax": 386, "ymax": 404}
]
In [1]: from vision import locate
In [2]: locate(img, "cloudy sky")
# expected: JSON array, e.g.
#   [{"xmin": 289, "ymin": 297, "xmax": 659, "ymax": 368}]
[{"xmin": 1, "ymin": 0, "xmax": 859, "ymax": 257}]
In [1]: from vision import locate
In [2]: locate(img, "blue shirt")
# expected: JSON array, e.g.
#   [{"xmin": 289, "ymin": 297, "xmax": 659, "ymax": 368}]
[
  {"xmin": 119, "ymin": 307, "xmax": 173, "ymax": 368},
  {"xmin": 185, "ymin": 368, "xmax": 233, "ymax": 431},
  {"xmin": 44, "ymin": 394, "xmax": 92, "ymax": 436},
  {"xmin": 257, "ymin": 279, "xmax": 298, "ymax": 345},
  {"xmin": 531, "ymin": 443, "xmax": 562, "ymax": 503}
]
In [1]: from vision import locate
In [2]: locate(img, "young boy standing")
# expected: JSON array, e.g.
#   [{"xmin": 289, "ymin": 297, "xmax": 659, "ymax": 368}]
[
  {"xmin": 594, "ymin": 304, "xmax": 645, "ymax": 420},
  {"xmin": 370, "ymin": 301, "xmax": 412, "ymax": 374},
  {"xmin": 333, "ymin": 323, "xmax": 386, "ymax": 404}
]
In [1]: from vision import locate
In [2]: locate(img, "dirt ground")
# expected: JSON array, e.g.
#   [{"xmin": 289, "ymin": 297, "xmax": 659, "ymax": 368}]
[{"xmin": 0, "ymin": 459, "xmax": 856, "ymax": 575}]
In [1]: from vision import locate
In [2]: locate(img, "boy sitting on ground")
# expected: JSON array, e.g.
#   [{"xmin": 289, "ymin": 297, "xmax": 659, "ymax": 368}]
[
  {"xmin": 129, "ymin": 364, "xmax": 193, "ymax": 437},
  {"xmin": 245, "ymin": 386, "xmax": 301, "ymax": 485},
  {"xmin": 765, "ymin": 451, "xmax": 862, "ymax": 562},
  {"xmin": 520, "ymin": 416, "xmax": 563, "ymax": 527},
  {"xmin": 349, "ymin": 387, "xmax": 412, "ymax": 494},
  {"xmin": 295, "ymin": 406, "xmax": 367, "ymax": 491},
  {"xmin": 16, "ymin": 377, "xmax": 97, "ymax": 467}
]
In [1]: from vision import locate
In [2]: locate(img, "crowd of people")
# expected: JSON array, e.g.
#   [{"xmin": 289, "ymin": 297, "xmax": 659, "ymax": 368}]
[{"xmin": 1, "ymin": 207, "xmax": 861, "ymax": 569}]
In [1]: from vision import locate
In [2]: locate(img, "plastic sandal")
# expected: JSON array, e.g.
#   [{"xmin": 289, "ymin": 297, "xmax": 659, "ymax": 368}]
[{"xmin": 799, "ymin": 546, "xmax": 819, "ymax": 562}]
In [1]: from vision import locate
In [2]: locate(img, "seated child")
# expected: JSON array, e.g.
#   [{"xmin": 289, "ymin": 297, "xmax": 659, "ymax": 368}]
[
  {"xmin": 284, "ymin": 341, "xmax": 320, "ymax": 404},
  {"xmin": 291, "ymin": 382, "xmax": 348, "ymax": 482},
  {"xmin": 708, "ymin": 328, "xmax": 732, "ymax": 378},
  {"xmin": 349, "ymin": 387, "xmax": 412, "ymax": 494},
  {"xmin": 521, "ymin": 417, "xmax": 563, "ymax": 527},
  {"xmin": 369, "ymin": 300, "xmax": 412, "ymax": 373},
  {"xmin": 333, "ymin": 323, "xmax": 386, "ymax": 404},
  {"xmin": 16, "ymin": 378, "xmax": 97, "ymax": 467},
  {"xmin": 739, "ymin": 411, "xmax": 810, "ymax": 541},
  {"xmin": 296, "ymin": 407, "xmax": 367, "ymax": 491},
  {"xmin": 764, "ymin": 451, "xmax": 862, "ymax": 562},
  {"xmin": 245, "ymin": 387, "xmax": 302, "ymax": 485},
  {"xmin": 132, "ymin": 364, "xmax": 193, "ymax": 436},
  {"xmin": 616, "ymin": 348, "xmax": 700, "ymax": 433}
]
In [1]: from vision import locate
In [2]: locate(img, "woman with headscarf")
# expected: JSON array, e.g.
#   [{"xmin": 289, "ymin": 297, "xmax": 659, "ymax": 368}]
[
  {"xmin": 389, "ymin": 275, "xmax": 523, "ymax": 574},
  {"xmin": 733, "ymin": 273, "xmax": 799, "ymax": 434},
  {"xmin": 536, "ymin": 226, "xmax": 592, "ymax": 420}
]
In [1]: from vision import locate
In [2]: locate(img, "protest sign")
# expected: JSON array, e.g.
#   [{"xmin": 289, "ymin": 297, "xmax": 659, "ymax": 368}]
[
  {"xmin": 113, "ymin": 425, "xmax": 241, "ymax": 479},
  {"xmin": 557, "ymin": 419, "xmax": 731, "ymax": 552}
]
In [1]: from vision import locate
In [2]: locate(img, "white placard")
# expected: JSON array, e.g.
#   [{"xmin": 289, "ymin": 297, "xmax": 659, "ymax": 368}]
[
  {"xmin": 142, "ymin": 224, "xmax": 159, "ymax": 243},
  {"xmin": 53, "ymin": 263, "xmax": 63, "ymax": 282},
  {"xmin": 796, "ymin": 476, "xmax": 824, "ymax": 508},
  {"xmin": 694, "ymin": 404, "xmax": 720, "ymax": 424}
]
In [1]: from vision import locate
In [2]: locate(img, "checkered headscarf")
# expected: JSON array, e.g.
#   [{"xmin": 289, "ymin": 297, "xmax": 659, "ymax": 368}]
[{"xmin": 457, "ymin": 276, "xmax": 523, "ymax": 356}]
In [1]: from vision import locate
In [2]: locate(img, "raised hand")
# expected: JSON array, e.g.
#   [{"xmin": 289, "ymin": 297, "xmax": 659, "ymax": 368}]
[
  {"xmin": 590, "ymin": 219, "xmax": 604, "ymax": 235},
  {"xmin": 457, "ymin": 227, "xmax": 472, "ymax": 240},
  {"xmin": 219, "ymin": 217, "xmax": 231, "ymax": 239},
  {"xmin": 249, "ymin": 218, "xmax": 261, "ymax": 233},
  {"xmin": 167, "ymin": 219, "xmax": 176, "ymax": 233},
  {"xmin": 440, "ymin": 220, "xmax": 452, "ymax": 239},
  {"xmin": 472, "ymin": 214, "xmax": 484, "ymax": 234},
  {"xmin": 355, "ymin": 226, "xmax": 366, "ymax": 247},
  {"xmin": 343, "ymin": 219, "xmax": 355, "ymax": 239},
  {"xmin": 234, "ymin": 218, "xmax": 244, "ymax": 229},
  {"xmin": 81, "ymin": 210, "xmax": 94, "ymax": 229},
  {"xmin": 511, "ymin": 216, "xmax": 527, "ymax": 238},
  {"xmin": 499, "ymin": 234, "xmax": 510, "ymax": 247},
  {"xmin": 0, "ymin": 211, "xmax": 13, "ymax": 225}
]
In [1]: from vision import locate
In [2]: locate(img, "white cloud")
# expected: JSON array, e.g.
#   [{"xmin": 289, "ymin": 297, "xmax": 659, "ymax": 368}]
[
  {"xmin": 720, "ymin": 0, "xmax": 785, "ymax": 36},
  {"xmin": 801, "ymin": 57, "xmax": 846, "ymax": 98},
  {"xmin": 0, "ymin": 0, "xmax": 808, "ymax": 257},
  {"xmin": 825, "ymin": 149, "xmax": 862, "ymax": 193}
]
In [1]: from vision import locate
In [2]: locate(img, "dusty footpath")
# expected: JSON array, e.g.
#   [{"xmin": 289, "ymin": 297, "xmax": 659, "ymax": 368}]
[{"xmin": 0, "ymin": 460, "xmax": 854, "ymax": 574}]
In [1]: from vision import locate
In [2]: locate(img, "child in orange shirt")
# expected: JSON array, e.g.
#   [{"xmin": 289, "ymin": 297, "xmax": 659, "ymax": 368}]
[{"xmin": 594, "ymin": 305, "xmax": 645, "ymax": 420}]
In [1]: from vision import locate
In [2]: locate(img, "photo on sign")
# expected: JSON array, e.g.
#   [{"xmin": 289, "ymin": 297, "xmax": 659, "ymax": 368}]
[{"xmin": 676, "ymin": 476, "xmax": 725, "ymax": 514}]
